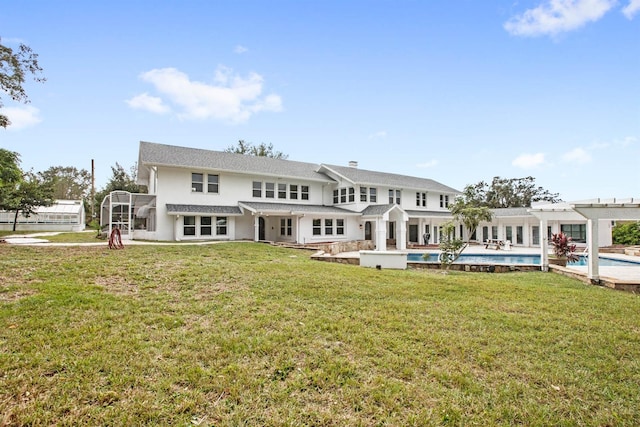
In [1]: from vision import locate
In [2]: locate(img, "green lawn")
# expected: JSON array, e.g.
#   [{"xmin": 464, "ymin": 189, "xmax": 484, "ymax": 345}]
[{"xmin": 1, "ymin": 242, "xmax": 639, "ymax": 425}]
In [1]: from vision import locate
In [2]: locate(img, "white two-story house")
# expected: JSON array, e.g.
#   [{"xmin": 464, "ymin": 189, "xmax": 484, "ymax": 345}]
[
  {"xmin": 100, "ymin": 141, "xmax": 615, "ymax": 250},
  {"xmin": 101, "ymin": 141, "xmax": 461, "ymax": 250}
]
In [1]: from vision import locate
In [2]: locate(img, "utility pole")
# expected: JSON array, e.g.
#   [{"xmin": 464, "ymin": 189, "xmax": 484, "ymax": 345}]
[{"xmin": 91, "ymin": 159, "xmax": 95, "ymax": 220}]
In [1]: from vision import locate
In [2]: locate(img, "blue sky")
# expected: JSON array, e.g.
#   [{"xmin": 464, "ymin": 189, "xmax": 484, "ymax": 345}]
[{"xmin": 1, "ymin": 0, "xmax": 638, "ymax": 201}]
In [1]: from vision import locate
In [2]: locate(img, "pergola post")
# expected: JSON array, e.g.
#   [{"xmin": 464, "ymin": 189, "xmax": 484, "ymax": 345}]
[
  {"xmin": 586, "ymin": 219, "xmax": 600, "ymax": 282},
  {"xmin": 540, "ymin": 218, "xmax": 549, "ymax": 272}
]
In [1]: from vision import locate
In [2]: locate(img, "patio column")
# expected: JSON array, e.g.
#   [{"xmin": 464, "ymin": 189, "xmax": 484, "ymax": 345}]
[
  {"xmin": 254, "ymin": 215, "xmax": 259, "ymax": 242},
  {"xmin": 174, "ymin": 215, "xmax": 180, "ymax": 242},
  {"xmin": 540, "ymin": 218, "xmax": 549, "ymax": 272},
  {"xmin": 376, "ymin": 218, "xmax": 387, "ymax": 251},
  {"xmin": 587, "ymin": 219, "xmax": 600, "ymax": 283},
  {"xmin": 398, "ymin": 218, "xmax": 407, "ymax": 250},
  {"xmin": 295, "ymin": 216, "xmax": 302, "ymax": 244}
]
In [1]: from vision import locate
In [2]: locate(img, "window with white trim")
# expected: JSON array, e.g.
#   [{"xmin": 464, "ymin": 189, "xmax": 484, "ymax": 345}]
[
  {"xmin": 265, "ymin": 182, "xmax": 275, "ymax": 198},
  {"xmin": 312, "ymin": 219, "xmax": 321, "ymax": 235},
  {"xmin": 416, "ymin": 192, "xmax": 426, "ymax": 207},
  {"xmin": 216, "ymin": 217, "xmax": 228, "ymax": 235},
  {"xmin": 290, "ymin": 184, "xmax": 298, "ymax": 200},
  {"xmin": 184, "ymin": 216, "xmax": 196, "ymax": 235},
  {"xmin": 301, "ymin": 186, "xmax": 309, "ymax": 200},
  {"xmin": 192, "ymin": 173, "xmax": 219, "ymax": 194},
  {"xmin": 440, "ymin": 194, "xmax": 449, "ymax": 208},
  {"xmin": 340, "ymin": 188, "xmax": 347, "ymax": 203},
  {"xmin": 389, "ymin": 189, "xmax": 401, "ymax": 204},
  {"xmin": 360, "ymin": 187, "xmax": 368, "ymax": 202},
  {"xmin": 278, "ymin": 183, "xmax": 287, "ymax": 199},
  {"xmin": 191, "ymin": 173, "xmax": 203, "ymax": 192},
  {"xmin": 201, "ymin": 216, "xmax": 212, "ymax": 235},
  {"xmin": 348, "ymin": 188, "xmax": 355, "ymax": 202},
  {"xmin": 333, "ymin": 189, "xmax": 339, "ymax": 204},
  {"xmin": 207, "ymin": 175, "xmax": 219, "ymax": 193},
  {"xmin": 325, "ymin": 218, "xmax": 333, "ymax": 235},
  {"xmin": 561, "ymin": 224, "xmax": 586, "ymax": 243},
  {"xmin": 336, "ymin": 219, "xmax": 345, "ymax": 235},
  {"xmin": 370, "ymin": 188, "xmax": 377, "ymax": 203},
  {"xmin": 280, "ymin": 218, "xmax": 292, "ymax": 236},
  {"xmin": 252, "ymin": 181, "xmax": 262, "ymax": 198}
]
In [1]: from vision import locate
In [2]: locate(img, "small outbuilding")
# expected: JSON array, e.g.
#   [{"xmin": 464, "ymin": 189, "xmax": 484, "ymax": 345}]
[{"xmin": 0, "ymin": 200, "xmax": 86, "ymax": 232}]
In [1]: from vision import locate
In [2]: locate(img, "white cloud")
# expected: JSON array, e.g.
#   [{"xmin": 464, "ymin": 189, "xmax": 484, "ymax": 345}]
[
  {"xmin": 620, "ymin": 136, "xmax": 638, "ymax": 146},
  {"xmin": 504, "ymin": 0, "xmax": 616, "ymax": 37},
  {"xmin": 416, "ymin": 160, "xmax": 438, "ymax": 168},
  {"xmin": 368, "ymin": 130, "xmax": 387, "ymax": 139},
  {"xmin": 126, "ymin": 93, "xmax": 170, "ymax": 114},
  {"xmin": 130, "ymin": 66, "xmax": 282, "ymax": 123},
  {"xmin": 0, "ymin": 106, "xmax": 42, "ymax": 130},
  {"xmin": 623, "ymin": 0, "xmax": 640, "ymax": 18},
  {"xmin": 562, "ymin": 147, "xmax": 592, "ymax": 163},
  {"xmin": 512, "ymin": 152, "xmax": 546, "ymax": 169},
  {"xmin": 1, "ymin": 37, "xmax": 25, "ymax": 45},
  {"xmin": 234, "ymin": 45, "xmax": 248, "ymax": 54}
]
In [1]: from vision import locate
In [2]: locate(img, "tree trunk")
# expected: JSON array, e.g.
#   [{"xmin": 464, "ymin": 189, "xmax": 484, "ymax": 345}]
[{"xmin": 12, "ymin": 209, "xmax": 19, "ymax": 231}]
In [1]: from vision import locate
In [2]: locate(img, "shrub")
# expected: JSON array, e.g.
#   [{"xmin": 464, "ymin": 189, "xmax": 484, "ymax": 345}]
[
  {"xmin": 551, "ymin": 232, "xmax": 579, "ymax": 262},
  {"xmin": 612, "ymin": 221, "xmax": 640, "ymax": 245}
]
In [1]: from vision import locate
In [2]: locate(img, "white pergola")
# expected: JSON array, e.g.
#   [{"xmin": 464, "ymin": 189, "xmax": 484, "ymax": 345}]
[{"xmin": 530, "ymin": 199, "xmax": 640, "ymax": 282}]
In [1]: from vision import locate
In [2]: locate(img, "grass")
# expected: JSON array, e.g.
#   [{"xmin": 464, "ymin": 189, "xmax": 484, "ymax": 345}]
[{"xmin": 1, "ymin": 242, "xmax": 639, "ymax": 425}]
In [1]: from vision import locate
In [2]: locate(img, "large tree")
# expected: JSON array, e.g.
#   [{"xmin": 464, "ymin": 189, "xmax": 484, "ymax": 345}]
[
  {"xmin": 38, "ymin": 166, "xmax": 91, "ymax": 200},
  {"xmin": 0, "ymin": 148, "xmax": 22, "ymax": 188},
  {"xmin": 0, "ymin": 38, "xmax": 45, "ymax": 128},
  {"xmin": 225, "ymin": 140, "xmax": 288, "ymax": 159},
  {"xmin": 461, "ymin": 176, "xmax": 560, "ymax": 208},
  {"xmin": 94, "ymin": 163, "xmax": 145, "ymax": 208},
  {"xmin": 0, "ymin": 171, "xmax": 54, "ymax": 231}
]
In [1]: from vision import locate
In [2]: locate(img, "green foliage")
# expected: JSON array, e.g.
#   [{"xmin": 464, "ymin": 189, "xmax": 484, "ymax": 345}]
[
  {"xmin": 37, "ymin": 166, "xmax": 91, "ymax": 200},
  {"xmin": 436, "ymin": 221, "xmax": 467, "ymax": 269},
  {"xmin": 225, "ymin": 139, "xmax": 288, "ymax": 159},
  {"xmin": 0, "ymin": 171, "xmax": 54, "ymax": 231},
  {"xmin": 0, "ymin": 38, "xmax": 45, "ymax": 128},
  {"xmin": 94, "ymin": 163, "xmax": 145, "ymax": 211},
  {"xmin": 0, "ymin": 149, "xmax": 22, "ymax": 189},
  {"xmin": 450, "ymin": 197, "xmax": 493, "ymax": 242},
  {"xmin": 462, "ymin": 176, "xmax": 561, "ymax": 208},
  {"xmin": 612, "ymin": 221, "xmax": 640, "ymax": 245}
]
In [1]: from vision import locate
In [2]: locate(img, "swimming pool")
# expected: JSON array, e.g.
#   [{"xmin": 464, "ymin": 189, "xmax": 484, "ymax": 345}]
[{"xmin": 407, "ymin": 253, "xmax": 640, "ymax": 267}]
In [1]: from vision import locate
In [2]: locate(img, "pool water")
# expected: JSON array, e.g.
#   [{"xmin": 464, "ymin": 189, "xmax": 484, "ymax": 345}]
[{"xmin": 407, "ymin": 253, "xmax": 640, "ymax": 267}]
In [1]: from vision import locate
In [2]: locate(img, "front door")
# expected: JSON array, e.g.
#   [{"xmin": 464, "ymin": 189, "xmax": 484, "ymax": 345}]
[
  {"xmin": 258, "ymin": 217, "xmax": 266, "ymax": 241},
  {"xmin": 364, "ymin": 221, "xmax": 372, "ymax": 240},
  {"xmin": 409, "ymin": 224, "xmax": 418, "ymax": 243}
]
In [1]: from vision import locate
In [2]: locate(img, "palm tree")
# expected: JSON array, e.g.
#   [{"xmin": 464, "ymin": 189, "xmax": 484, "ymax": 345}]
[{"xmin": 450, "ymin": 199, "xmax": 494, "ymax": 244}]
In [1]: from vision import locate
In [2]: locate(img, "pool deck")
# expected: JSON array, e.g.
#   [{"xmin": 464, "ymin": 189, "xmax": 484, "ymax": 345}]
[{"xmin": 315, "ymin": 245, "xmax": 640, "ymax": 291}]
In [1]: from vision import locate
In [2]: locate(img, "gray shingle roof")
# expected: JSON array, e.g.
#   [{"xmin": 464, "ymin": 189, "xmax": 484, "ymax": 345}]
[
  {"xmin": 319, "ymin": 164, "xmax": 460, "ymax": 193},
  {"xmin": 360, "ymin": 204, "xmax": 396, "ymax": 216},
  {"xmin": 405, "ymin": 210, "xmax": 453, "ymax": 218},
  {"xmin": 138, "ymin": 141, "xmax": 332, "ymax": 182},
  {"xmin": 491, "ymin": 207, "xmax": 532, "ymax": 217},
  {"xmin": 239, "ymin": 201, "xmax": 360, "ymax": 215},
  {"xmin": 166, "ymin": 204, "xmax": 243, "ymax": 215}
]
